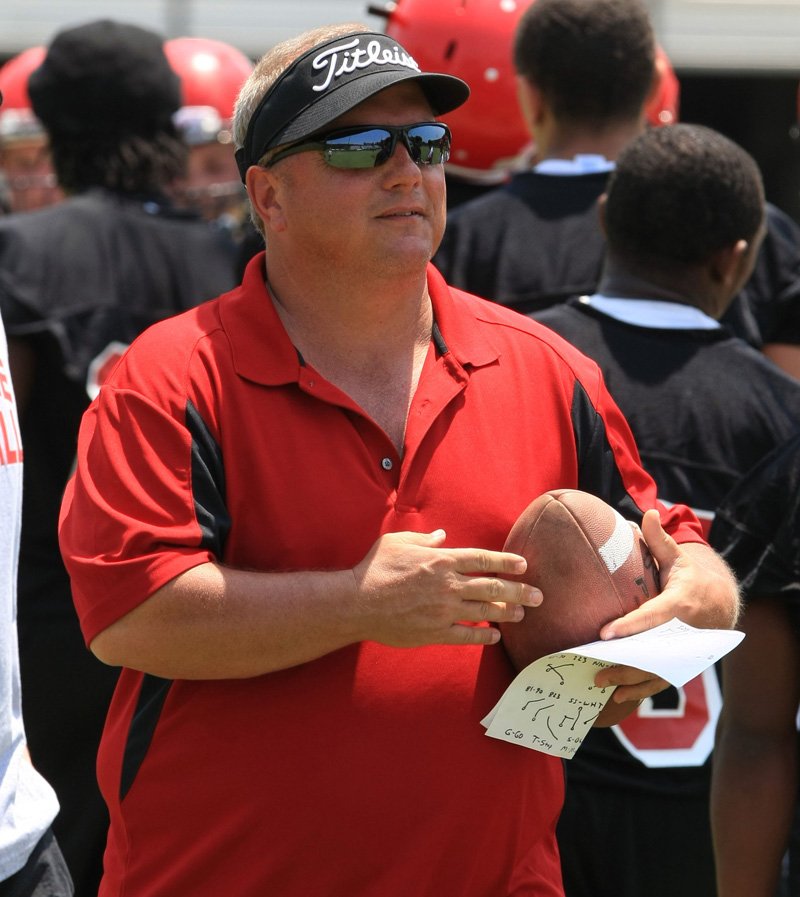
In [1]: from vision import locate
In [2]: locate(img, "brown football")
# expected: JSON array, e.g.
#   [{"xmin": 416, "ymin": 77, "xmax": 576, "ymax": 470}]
[{"xmin": 499, "ymin": 489, "xmax": 660, "ymax": 671}]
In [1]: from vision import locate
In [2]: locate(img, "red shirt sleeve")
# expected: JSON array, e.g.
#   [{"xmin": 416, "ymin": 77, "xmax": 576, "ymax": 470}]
[{"xmin": 59, "ymin": 385, "xmax": 214, "ymax": 646}]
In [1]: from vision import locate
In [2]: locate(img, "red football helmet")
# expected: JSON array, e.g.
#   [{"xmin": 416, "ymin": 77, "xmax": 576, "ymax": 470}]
[
  {"xmin": 379, "ymin": 0, "xmax": 534, "ymax": 184},
  {"xmin": 647, "ymin": 45, "xmax": 680, "ymax": 127},
  {"xmin": 0, "ymin": 46, "xmax": 47, "ymax": 142},
  {"xmin": 164, "ymin": 37, "xmax": 254, "ymax": 146}
]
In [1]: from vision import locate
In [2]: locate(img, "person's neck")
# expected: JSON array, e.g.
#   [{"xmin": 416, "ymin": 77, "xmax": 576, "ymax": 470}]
[
  {"xmin": 265, "ymin": 257, "xmax": 434, "ymax": 453},
  {"xmin": 265, "ymin": 260, "xmax": 433, "ymax": 364},
  {"xmin": 535, "ymin": 119, "xmax": 645, "ymax": 164},
  {"xmin": 598, "ymin": 263, "xmax": 714, "ymax": 315}
]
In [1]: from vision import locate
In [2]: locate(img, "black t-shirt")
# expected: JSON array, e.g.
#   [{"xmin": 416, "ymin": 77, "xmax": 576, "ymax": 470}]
[
  {"xmin": 435, "ymin": 169, "xmax": 800, "ymax": 347},
  {"xmin": 436, "ymin": 170, "xmax": 608, "ymax": 314},
  {"xmin": 0, "ymin": 188, "xmax": 239, "ymax": 620},
  {"xmin": 710, "ymin": 430, "xmax": 800, "ymax": 638}
]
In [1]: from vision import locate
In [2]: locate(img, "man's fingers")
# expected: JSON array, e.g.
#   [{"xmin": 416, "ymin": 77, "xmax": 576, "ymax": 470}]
[
  {"xmin": 641, "ymin": 508, "xmax": 680, "ymax": 570},
  {"xmin": 393, "ymin": 528, "xmax": 449, "ymax": 548},
  {"xmin": 600, "ymin": 595, "xmax": 672, "ymax": 639},
  {"xmin": 448, "ymin": 622, "xmax": 502, "ymax": 645},
  {"xmin": 458, "ymin": 601, "xmax": 524, "ymax": 626},
  {"xmin": 447, "ymin": 547, "xmax": 529, "ymax": 577},
  {"xmin": 594, "ymin": 663, "xmax": 670, "ymax": 704},
  {"xmin": 610, "ymin": 677, "xmax": 671, "ymax": 704},
  {"xmin": 461, "ymin": 577, "xmax": 543, "ymax": 609}
]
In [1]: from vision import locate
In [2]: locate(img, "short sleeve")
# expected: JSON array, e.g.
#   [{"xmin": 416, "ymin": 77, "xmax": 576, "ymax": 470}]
[{"xmin": 59, "ymin": 384, "xmax": 216, "ymax": 645}]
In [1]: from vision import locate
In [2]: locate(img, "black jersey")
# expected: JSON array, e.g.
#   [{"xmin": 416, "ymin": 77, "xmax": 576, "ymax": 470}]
[
  {"xmin": 0, "ymin": 189, "xmax": 238, "ymax": 621},
  {"xmin": 534, "ymin": 297, "xmax": 800, "ymax": 897},
  {"xmin": 535, "ymin": 299, "xmax": 800, "ymax": 519},
  {"xmin": 436, "ymin": 170, "xmax": 608, "ymax": 314},
  {"xmin": 0, "ymin": 187, "xmax": 238, "ymax": 896},
  {"xmin": 435, "ymin": 169, "xmax": 800, "ymax": 348},
  {"xmin": 711, "ymin": 430, "xmax": 800, "ymax": 629}
]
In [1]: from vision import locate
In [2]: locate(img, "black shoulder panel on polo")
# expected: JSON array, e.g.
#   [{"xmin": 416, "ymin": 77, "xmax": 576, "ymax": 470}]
[
  {"xmin": 571, "ymin": 378, "xmax": 644, "ymax": 525},
  {"xmin": 120, "ymin": 674, "xmax": 172, "ymax": 801},
  {"xmin": 186, "ymin": 398, "xmax": 230, "ymax": 558}
]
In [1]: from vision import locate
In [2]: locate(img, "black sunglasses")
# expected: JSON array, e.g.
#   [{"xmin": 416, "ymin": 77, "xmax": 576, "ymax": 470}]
[{"xmin": 266, "ymin": 122, "xmax": 452, "ymax": 170}]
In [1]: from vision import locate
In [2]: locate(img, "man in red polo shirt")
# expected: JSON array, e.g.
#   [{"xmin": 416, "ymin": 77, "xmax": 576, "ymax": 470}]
[{"xmin": 58, "ymin": 23, "xmax": 739, "ymax": 897}]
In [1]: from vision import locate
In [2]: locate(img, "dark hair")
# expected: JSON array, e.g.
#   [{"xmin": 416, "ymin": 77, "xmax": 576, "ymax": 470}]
[
  {"xmin": 49, "ymin": 126, "xmax": 188, "ymax": 195},
  {"xmin": 29, "ymin": 19, "xmax": 187, "ymax": 194},
  {"xmin": 513, "ymin": 0, "xmax": 655, "ymax": 127},
  {"xmin": 604, "ymin": 124, "xmax": 764, "ymax": 269}
]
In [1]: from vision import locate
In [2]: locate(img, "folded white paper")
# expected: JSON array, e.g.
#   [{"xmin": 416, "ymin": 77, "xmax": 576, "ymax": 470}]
[{"xmin": 482, "ymin": 618, "xmax": 743, "ymax": 759}]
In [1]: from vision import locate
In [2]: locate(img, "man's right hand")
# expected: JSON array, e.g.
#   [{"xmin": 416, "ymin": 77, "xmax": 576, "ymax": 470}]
[
  {"xmin": 350, "ymin": 529, "xmax": 542, "ymax": 647},
  {"xmin": 89, "ymin": 530, "xmax": 542, "ymax": 680}
]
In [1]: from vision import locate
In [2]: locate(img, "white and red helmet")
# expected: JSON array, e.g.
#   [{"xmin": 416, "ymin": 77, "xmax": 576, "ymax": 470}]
[
  {"xmin": 0, "ymin": 46, "xmax": 47, "ymax": 143},
  {"xmin": 379, "ymin": 0, "xmax": 534, "ymax": 184},
  {"xmin": 164, "ymin": 37, "xmax": 254, "ymax": 146},
  {"xmin": 647, "ymin": 45, "xmax": 680, "ymax": 127}
]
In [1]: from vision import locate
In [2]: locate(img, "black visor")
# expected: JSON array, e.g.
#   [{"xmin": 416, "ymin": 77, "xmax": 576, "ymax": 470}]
[{"xmin": 235, "ymin": 31, "xmax": 469, "ymax": 180}]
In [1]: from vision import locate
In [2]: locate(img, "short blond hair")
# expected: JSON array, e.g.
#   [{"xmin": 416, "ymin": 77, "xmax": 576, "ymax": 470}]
[{"xmin": 232, "ymin": 23, "xmax": 370, "ymax": 237}]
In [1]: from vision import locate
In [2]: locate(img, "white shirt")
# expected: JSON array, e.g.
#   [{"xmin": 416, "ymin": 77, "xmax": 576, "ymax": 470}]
[{"xmin": 0, "ymin": 314, "xmax": 58, "ymax": 881}]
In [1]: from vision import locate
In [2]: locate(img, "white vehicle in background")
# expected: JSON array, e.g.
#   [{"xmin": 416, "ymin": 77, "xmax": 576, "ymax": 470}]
[
  {"xmin": 2, "ymin": 0, "xmax": 800, "ymax": 71},
  {"xmin": 0, "ymin": 1, "xmax": 385, "ymax": 60}
]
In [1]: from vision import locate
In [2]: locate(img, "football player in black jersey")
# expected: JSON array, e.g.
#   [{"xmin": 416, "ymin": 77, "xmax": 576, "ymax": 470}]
[
  {"xmin": 433, "ymin": 0, "xmax": 800, "ymax": 378},
  {"xmin": 711, "ymin": 431, "xmax": 800, "ymax": 897},
  {"xmin": 535, "ymin": 122, "xmax": 800, "ymax": 897},
  {"xmin": 0, "ymin": 21, "xmax": 238, "ymax": 896}
]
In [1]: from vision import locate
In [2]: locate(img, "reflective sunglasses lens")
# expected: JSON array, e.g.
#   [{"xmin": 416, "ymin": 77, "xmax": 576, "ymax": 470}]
[
  {"xmin": 323, "ymin": 129, "xmax": 393, "ymax": 169},
  {"xmin": 321, "ymin": 125, "xmax": 450, "ymax": 169},
  {"xmin": 406, "ymin": 125, "xmax": 450, "ymax": 165}
]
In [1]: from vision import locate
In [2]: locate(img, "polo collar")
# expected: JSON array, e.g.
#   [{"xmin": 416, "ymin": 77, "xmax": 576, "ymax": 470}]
[
  {"xmin": 219, "ymin": 253, "xmax": 499, "ymax": 386},
  {"xmin": 424, "ymin": 263, "xmax": 501, "ymax": 369},
  {"xmin": 581, "ymin": 293, "xmax": 722, "ymax": 330},
  {"xmin": 533, "ymin": 155, "xmax": 616, "ymax": 176}
]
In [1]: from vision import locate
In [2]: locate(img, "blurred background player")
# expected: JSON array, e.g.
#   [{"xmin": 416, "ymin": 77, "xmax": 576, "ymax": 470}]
[
  {"xmin": 533, "ymin": 122, "xmax": 800, "ymax": 895},
  {"xmin": 0, "ymin": 46, "xmax": 62, "ymax": 213},
  {"xmin": 372, "ymin": 0, "xmax": 534, "ymax": 207},
  {"xmin": 432, "ymin": 0, "xmax": 800, "ymax": 377},
  {"xmin": 710, "ymin": 430, "xmax": 800, "ymax": 897},
  {"xmin": 0, "ymin": 19, "xmax": 238, "ymax": 895},
  {"xmin": 165, "ymin": 36, "xmax": 253, "ymax": 229},
  {"xmin": 372, "ymin": 0, "xmax": 678, "ymax": 209}
]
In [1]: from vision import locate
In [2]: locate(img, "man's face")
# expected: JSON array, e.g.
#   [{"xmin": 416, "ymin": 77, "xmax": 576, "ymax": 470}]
[
  {"xmin": 265, "ymin": 82, "xmax": 447, "ymax": 280},
  {"xmin": 0, "ymin": 138, "xmax": 62, "ymax": 212},
  {"xmin": 174, "ymin": 142, "xmax": 245, "ymax": 221}
]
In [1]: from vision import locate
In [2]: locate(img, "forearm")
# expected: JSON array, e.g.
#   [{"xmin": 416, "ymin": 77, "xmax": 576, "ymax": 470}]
[
  {"xmin": 88, "ymin": 532, "xmax": 539, "ymax": 679},
  {"xmin": 763, "ymin": 342, "xmax": 800, "ymax": 380},
  {"xmin": 710, "ymin": 598, "xmax": 800, "ymax": 895},
  {"xmin": 712, "ymin": 724, "xmax": 796, "ymax": 897},
  {"xmin": 91, "ymin": 562, "xmax": 362, "ymax": 679}
]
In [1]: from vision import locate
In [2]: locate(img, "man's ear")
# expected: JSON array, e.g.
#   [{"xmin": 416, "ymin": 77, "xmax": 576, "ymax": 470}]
[
  {"xmin": 246, "ymin": 165, "xmax": 288, "ymax": 234},
  {"xmin": 516, "ymin": 75, "xmax": 544, "ymax": 133},
  {"xmin": 597, "ymin": 193, "xmax": 609, "ymax": 235},
  {"xmin": 709, "ymin": 239, "xmax": 749, "ymax": 287}
]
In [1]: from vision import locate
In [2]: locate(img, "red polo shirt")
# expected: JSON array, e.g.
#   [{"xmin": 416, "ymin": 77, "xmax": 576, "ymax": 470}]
[{"xmin": 60, "ymin": 255, "xmax": 703, "ymax": 897}]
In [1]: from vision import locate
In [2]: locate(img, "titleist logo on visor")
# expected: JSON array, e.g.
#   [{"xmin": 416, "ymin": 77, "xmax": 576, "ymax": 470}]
[{"xmin": 311, "ymin": 37, "xmax": 420, "ymax": 92}]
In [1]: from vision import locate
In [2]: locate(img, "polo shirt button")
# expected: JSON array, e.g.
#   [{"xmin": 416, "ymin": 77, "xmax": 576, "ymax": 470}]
[{"xmin": 381, "ymin": 457, "xmax": 393, "ymax": 471}]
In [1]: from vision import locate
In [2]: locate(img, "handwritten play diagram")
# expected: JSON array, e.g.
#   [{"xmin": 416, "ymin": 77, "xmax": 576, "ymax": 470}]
[{"xmin": 482, "ymin": 618, "xmax": 743, "ymax": 759}]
